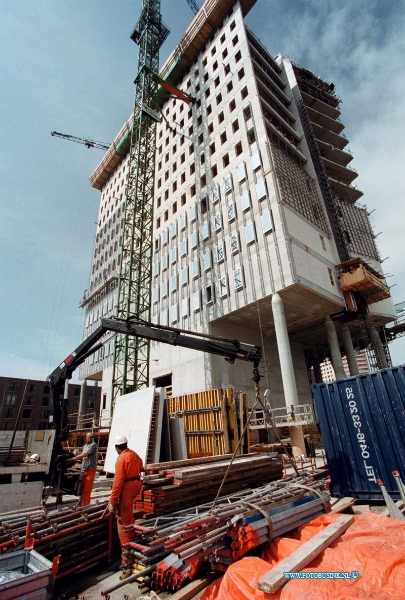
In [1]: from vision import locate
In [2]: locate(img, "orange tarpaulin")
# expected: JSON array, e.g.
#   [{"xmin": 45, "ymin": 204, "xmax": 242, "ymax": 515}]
[{"xmin": 200, "ymin": 512, "xmax": 405, "ymax": 600}]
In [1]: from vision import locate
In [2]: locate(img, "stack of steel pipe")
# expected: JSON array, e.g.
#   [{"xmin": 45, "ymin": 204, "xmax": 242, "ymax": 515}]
[
  {"xmin": 120, "ymin": 477, "xmax": 330, "ymax": 593},
  {"xmin": 0, "ymin": 501, "xmax": 114, "ymax": 578},
  {"xmin": 136, "ymin": 454, "xmax": 283, "ymax": 516}
]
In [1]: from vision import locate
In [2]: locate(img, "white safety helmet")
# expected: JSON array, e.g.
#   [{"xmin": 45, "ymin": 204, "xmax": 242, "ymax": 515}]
[{"xmin": 114, "ymin": 435, "xmax": 128, "ymax": 445}]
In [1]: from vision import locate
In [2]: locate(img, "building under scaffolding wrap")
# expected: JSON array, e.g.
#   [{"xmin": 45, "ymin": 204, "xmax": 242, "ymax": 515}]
[{"xmin": 78, "ymin": 0, "xmax": 395, "ymax": 436}]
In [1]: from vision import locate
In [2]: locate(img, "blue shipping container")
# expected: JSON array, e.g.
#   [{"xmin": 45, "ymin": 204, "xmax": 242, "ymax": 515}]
[{"xmin": 312, "ymin": 365, "xmax": 405, "ymax": 500}]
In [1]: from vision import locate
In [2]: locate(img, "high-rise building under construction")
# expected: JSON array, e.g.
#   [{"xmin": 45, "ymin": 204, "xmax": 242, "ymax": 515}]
[{"xmin": 78, "ymin": 0, "xmax": 395, "ymax": 425}]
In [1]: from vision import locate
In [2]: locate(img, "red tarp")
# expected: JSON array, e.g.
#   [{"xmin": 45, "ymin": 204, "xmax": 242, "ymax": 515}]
[{"xmin": 200, "ymin": 512, "xmax": 405, "ymax": 600}]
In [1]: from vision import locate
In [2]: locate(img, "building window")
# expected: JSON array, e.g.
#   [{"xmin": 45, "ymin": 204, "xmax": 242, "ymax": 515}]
[
  {"xmin": 3, "ymin": 408, "xmax": 14, "ymax": 419},
  {"xmin": 235, "ymin": 141, "xmax": 243, "ymax": 156},
  {"xmin": 212, "ymin": 185, "xmax": 220, "ymax": 204},
  {"xmin": 261, "ymin": 211, "xmax": 273, "ymax": 235},
  {"xmin": 247, "ymin": 128, "xmax": 256, "ymax": 144},
  {"xmin": 236, "ymin": 162, "xmax": 246, "ymax": 182},
  {"xmin": 230, "ymin": 233, "xmax": 239, "ymax": 254},
  {"xmin": 214, "ymin": 212, "xmax": 222, "ymax": 232},
  {"xmin": 234, "ymin": 267, "xmax": 244, "ymax": 290},
  {"xmin": 224, "ymin": 174, "xmax": 233, "ymax": 194},
  {"xmin": 229, "ymin": 99, "xmax": 236, "ymax": 112},
  {"xmin": 227, "ymin": 202, "xmax": 236, "ymax": 222},
  {"xmin": 320, "ymin": 235, "xmax": 327, "ymax": 251},
  {"xmin": 22, "ymin": 409, "xmax": 32, "ymax": 419},
  {"xmin": 201, "ymin": 223, "xmax": 210, "ymax": 241},
  {"xmin": 219, "ymin": 276, "xmax": 228, "ymax": 298},
  {"xmin": 256, "ymin": 178, "xmax": 267, "ymax": 201},
  {"xmin": 243, "ymin": 105, "xmax": 252, "ymax": 120},
  {"xmin": 203, "ymin": 251, "xmax": 212, "ymax": 271},
  {"xmin": 328, "ymin": 268, "xmax": 335, "ymax": 286},
  {"xmin": 192, "ymin": 259, "xmax": 200, "ymax": 279},
  {"xmin": 245, "ymin": 222, "xmax": 256, "ymax": 245},
  {"xmin": 216, "ymin": 242, "xmax": 225, "ymax": 263},
  {"xmin": 42, "ymin": 397, "xmax": 49, "ymax": 406},
  {"xmin": 193, "ymin": 291, "xmax": 202, "ymax": 312},
  {"xmin": 240, "ymin": 190, "xmax": 250, "ymax": 212}
]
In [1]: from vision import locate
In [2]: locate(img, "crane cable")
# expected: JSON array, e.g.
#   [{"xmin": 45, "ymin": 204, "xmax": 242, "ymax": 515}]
[{"xmin": 42, "ymin": 150, "xmax": 93, "ymax": 378}]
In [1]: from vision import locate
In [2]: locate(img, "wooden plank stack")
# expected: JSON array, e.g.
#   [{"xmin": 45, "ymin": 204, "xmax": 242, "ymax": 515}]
[{"xmin": 135, "ymin": 454, "xmax": 283, "ymax": 516}]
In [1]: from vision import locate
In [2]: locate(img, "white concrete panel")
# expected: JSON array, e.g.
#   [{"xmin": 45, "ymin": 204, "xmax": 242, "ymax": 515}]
[
  {"xmin": 104, "ymin": 386, "xmax": 155, "ymax": 473},
  {"xmin": 27, "ymin": 430, "xmax": 55, "ymax": 474},
  {"xmin": 0, "ymin": 481, "xmax": 43, "ymax": 512}
]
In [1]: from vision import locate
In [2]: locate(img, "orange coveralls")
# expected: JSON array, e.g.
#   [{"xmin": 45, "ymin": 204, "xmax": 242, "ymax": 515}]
[{"xmin": 109, "ymin": 448, "xmax": 143, "ymax": 559}]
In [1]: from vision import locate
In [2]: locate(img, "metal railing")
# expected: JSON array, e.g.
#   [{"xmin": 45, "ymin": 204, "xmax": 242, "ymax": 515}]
[{"xmin": 250, "ymin": 404, "xmax": 314, "ymax": 429}]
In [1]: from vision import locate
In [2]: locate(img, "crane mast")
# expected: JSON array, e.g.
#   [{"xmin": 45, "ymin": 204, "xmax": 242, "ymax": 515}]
[{"xmin": 112, "ymin": 0, "xmax": 169, "ymax": 406}]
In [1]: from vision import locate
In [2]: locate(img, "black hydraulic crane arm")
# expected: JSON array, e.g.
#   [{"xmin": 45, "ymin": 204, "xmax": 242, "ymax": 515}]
[{"xmin": 48, "ymin": 317, "xmax": 261, "ymax": 441}]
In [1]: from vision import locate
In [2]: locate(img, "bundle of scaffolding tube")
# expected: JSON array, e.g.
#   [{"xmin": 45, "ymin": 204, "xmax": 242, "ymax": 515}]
[
  {"xmin": 115, "ymin": 476, "xmax": 330, "ymax": 593},
  {"xmin": 0, "ymin": 500, "xmax": 114, "ymax": 578}
]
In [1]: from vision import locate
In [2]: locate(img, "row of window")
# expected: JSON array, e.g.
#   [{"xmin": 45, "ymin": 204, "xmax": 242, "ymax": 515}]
[
  {"xmin": 153, "ymin": 210, "xmax": 272, "ymax": 284},
  {"xmin": 156, "ymin": 157, "xmax": 267, "ymax": 237},
  {"xmin": 2, "ymin": 408, "xmax": 49, "ymax": 419},
  {"xmin": 157, "ymin": 267, "xmax": 244, "ymax": 325}
]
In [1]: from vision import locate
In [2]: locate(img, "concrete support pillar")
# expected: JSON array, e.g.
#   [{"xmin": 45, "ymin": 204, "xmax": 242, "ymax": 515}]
[
  {"xmin": 78, "ymin": 380, "xmax": 87, "ymax": 429},
  {"xmin": 341, "ymin": 324, "xmax": 359, "ymax": 376},
  {"xmin": 310, "ymin": 348, "xmax": 323, "ymax": 383},
  {"xmin": 372, "ymin": 327, "xmax": 388, "ymax": 369},
  {"xmin": 325, "ymin": 316, "xmax": 346, "ymax": 380},
  {"xmin": 272, "ymin": 293, "xmax": 306, "ymax": 457}
]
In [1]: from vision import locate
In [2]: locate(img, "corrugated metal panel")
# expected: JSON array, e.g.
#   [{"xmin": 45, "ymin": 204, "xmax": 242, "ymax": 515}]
[{"xmin": 313, "ymin": 365, "xmax": 405, "ymax": 500}]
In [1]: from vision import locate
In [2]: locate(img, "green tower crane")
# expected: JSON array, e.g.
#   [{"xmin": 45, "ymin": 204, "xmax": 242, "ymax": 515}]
[{"xmin": 111, "ymin": 0, "xmax": 170, "ymax": 406}]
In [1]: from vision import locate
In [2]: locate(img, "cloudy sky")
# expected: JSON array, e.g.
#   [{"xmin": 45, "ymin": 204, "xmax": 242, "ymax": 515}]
[{"xmin": 1, "ymin": 0, "xmax": 404, "ymax": 381}]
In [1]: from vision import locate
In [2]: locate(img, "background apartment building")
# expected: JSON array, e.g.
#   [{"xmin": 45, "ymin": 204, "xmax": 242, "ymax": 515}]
[
  {"xmin": 78, "ymin": 0, "xmax": 395, "ymax": 421},
  {"xmin": 0, "ymin": 377, "xmax": 101, "ymax": 432}
]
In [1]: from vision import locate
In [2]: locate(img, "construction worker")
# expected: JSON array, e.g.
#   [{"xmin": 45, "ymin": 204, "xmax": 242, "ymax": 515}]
[
  {"xmin": 68, "ymin": 432, "xmax": 98, "ymax": 506},
  {"xmin": 108, "ymin": 435, "xmax": 143, "ymax": 565}
]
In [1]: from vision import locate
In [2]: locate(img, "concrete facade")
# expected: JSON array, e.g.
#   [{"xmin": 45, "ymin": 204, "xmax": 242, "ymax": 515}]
[{"xmin": 80, "ymin": 0, "xmax": 395, "ymax": 418}]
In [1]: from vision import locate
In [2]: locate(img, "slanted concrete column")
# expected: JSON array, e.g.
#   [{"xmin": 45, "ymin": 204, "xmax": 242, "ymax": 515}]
[
  {"xmin": 341, "ymin": 324, "xmax": 359, "ymax": 375},
  {"xmin": 78, "ymin": 380, "xmax": 87, "ymax": 429},
  {"xmin": 272, "ymin": 293, "xmax": 306, "ymax": 457},
  {"xmin": 325, "ymin": 316, "xmax": 346, "ymax": 380},
  {"xmin": 372, "ymin": 327, "xmax": 388, "ymax": 369}
]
